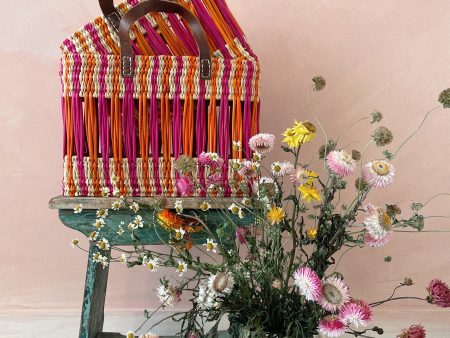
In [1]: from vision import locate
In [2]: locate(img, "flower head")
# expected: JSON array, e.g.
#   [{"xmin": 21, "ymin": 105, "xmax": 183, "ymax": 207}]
[
  {"xmin": 306, "ymin": 227, "xmax": 318, "ymax": 240},
  {"xmin": 293, "ymin": 267, "xmax": 322, "ymax": 302},
  {"xmin": 248, "ymin": 133, "xmax": 276, "ymax": 154},
  {"xmin": 93, "ymin": 218, "xmax": 105, "ymax": 229},
  {"xmin": 174, "ymin": 155, "xmax": 197, "ymax": 173},
  {"xmin": 111, "ymin": 199, "xmax": 124, "ymax": 211},
  {"xmin": 364, "ymin": 232, "xmax": 392, "ymax": 247},
  {"xmin": 100, "ymin": 187, "xmax": 110, "ymax": 197},
  {"xmin": 176, "ymin": 261, "xmax": 188, "ymax": 276},
  {"xmin": 266, "ymin": 206, "xmax": 285, "ymax": 225},
  {"xmin": 200, "ymin": 201, "xmax": 211, "ymax": 212},
  {"xmin": 326, "ymin": 150, "xmax": 356, "ymax": 177},
  {"xmin": 438, "ymin": 88, "xmax": 450, "ymax": 108},
  {"xmin": 198, "ymin": 152, "xmax": 224, "ymax": 169},
  {"xmin": 299, "ymin": 184, "xmax": 321, "ymax": 203},
  {"xmin": 174, "ymin": 228, "xmax": 186, "ymax": 240},
  {"xmin": 283, "ymin": 121, "xmax": 316, "ymax": 148},
  {"xmin": 71, "ymin": 239, "xmax": 79, "ymax": 247},
  {"xmin": 291, "ymin": 168, "xmax": 318, "ymax": 186},
  {"xmin": 134, "ymin": 215, "xmax": 144, "ymax": 228},
  {"xmin": 318, "ymin": 316, "xmax": 347, "ymax": 337},
  {"xmin": 427, "ymin": 279, "xmax": 450, "ymax": 308},
  {"xmin": 126, "ymin": 331, "xmax": 135, "ymax": 338},
  {"xmin": 176, "ymin": 176, "xmax": 195, "ymax": 197},
  {"xmin": 96, "ymin": 209, "xmax": 108, "ymax": 219},
  {"xmin": 204, "ymin": 239, "xmax": 218, "ymax": 253},
  {"xmin": 73, "ymin": 204, "xmax": 83, "ymax": 214},
  {"xmin": 238, "ymin": 161, "xmax": 259, "ymax": 177},
  {"xmin": 146, "ymin": 257, "xmax": 159, "ymax": 272},
  {"xmin": 363, "ymin": 206, "xmax": 393, "ymax": 240},
  {"xmin": 174, "ymin": 200, "xmax": 183, "ymax": 214},
  {"xmin": 397, "ymin": 324, "xmax": 426, "ymax": 338},
  {"xmin": 208, "ymin": 272, "xmax": 235, "ymax": 295},
  {"xmin": 96, "ymin": 238, "xmax": 110, "ymax": 251},
  {"xmin": 371, "ymin": 110, "xmax": 383, "ymax": 124},
  {"xmin": 271, "ymin": 161, "xmax": 295, "ymax": 177},
  {"xmin": 338, "ymin": 299, "xmax": 372, "ymax": 328},
  {"xmin": 130, "ymin": 202, "xmax": 140, "ymax": 213},
  {"xmin": 156, "ymin": 283, "xmax": 181, "ymax": 307},
  {"xmin": 319, "ymin": 276, "xmax": 350, "ymax": 312},
  {"xmin": 363, "ymin": 160, "xmax": 395, "ymax": 188}
]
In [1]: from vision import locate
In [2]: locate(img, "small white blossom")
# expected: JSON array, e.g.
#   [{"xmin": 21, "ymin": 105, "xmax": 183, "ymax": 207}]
[
  {"xmin": 96, "ymin": 209, "xmax": 108, "ymax": 219},
  {"xmin": 130, "ymin": 202, "xmax": 140, "ymax": 213},
  {"xmin": 96, "ymin": 238, "xmax": 110, "ymax": 251},
  {"xmin": 174, "ymin": 228, "xmax": 186, "ymax": 240},
  {"xmin": 134, "ymin": 215, "xmax": 144, "ymax": 228},
  {"xmin": 126, "ymin": 331, "xmax": 135, "ymax": 338},
  {"xmin": 176, "ymin": 261, "xmax": 188, "ymax": 276},
  {"xmin": 128, "ymin": 222, "xmax": 137, "ymax": 231},
  {"xmin": 73, "ymin": 204, "xmax": 83, "ymax": 214},
  {"xmin": 228, "ymin": 203, "xmax": 240, "ymax": 215},
  {"xmin": 175, "ymin": 200, "xmax": 183, "ymax": 214},
  {"xmin": 71, "ymin": 239, "xmax": 79, "ymax": 247},
  {"xmin": 145, "ymin": 257, "xmax": 159, "ymax": 272},
  {"xmin": 93, "ymin": 218, "xmax": 105, "ymax": 229},
  {"xmin": 112, "ymin": 188, "xmax": 121, "ymax": 197},
  {"xmin": 117, "ymin": 222, "xmax": 125, "ymax": 235},
  {"xmin": 238, "ymin": 209, "xmax": 245, "ymax": 219},
  {"xmin": 88, "ymin": 231, "xmax": 99, "ymax": 241},
  {"xmin": 200, "ymin": 201, "xmax": 212, "ymax": 212},
  {"xmin": 241, "ymin": 197, "xmax": 252, "ymax": 207},
  {"xmin": 233, "ymin": 140, "xmax": 242, "ymax": 151},
  {"xmin": 100, "ymin": 187, "xmax": 110, "ymax": 197},
  {"xmin": 203, "ymin": 239, "xmax": 218, "ymax": 253},
  {"xmin": 111, "ymin": 199, "xmax": 124, "ymax": 210},
  {"xmin": 119, "ymin": 253, "xmax": 127, "ymax": 264}
]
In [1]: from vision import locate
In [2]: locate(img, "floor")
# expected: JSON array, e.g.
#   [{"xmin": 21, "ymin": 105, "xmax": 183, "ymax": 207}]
[{"xmin": 0, "ymin": 309, "xmax": 449, "ymax": 338}]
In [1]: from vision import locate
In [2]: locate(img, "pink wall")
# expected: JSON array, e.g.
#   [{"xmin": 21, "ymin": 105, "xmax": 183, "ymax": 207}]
[{"xmin": 1, "ymin": 0, "xmax": 449, "ymax": 327}]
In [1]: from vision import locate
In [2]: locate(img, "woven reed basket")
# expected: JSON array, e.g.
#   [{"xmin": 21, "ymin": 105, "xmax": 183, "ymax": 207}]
[{"xmin": 60, "ymin": 0, "xmax": 261, "ymax": 198}]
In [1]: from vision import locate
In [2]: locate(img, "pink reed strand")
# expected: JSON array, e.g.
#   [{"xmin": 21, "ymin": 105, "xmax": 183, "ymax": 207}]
[
  {"xmin": 242, "ymin": 60, "xmax": 254, "ymax": 159},
  {"xmin": 149, "ymin": 58, "xmax": 162, "ymax": 195},
  {"xmin": 172, "ymin": 56, "xmax": 183, "ymax": 159},
  {"xmin": 196, "ymin": 79, "xmax": 207, "ymax": 196},
  {"xmin": 167, "ymin": 13, "xmax": 197, "ymax": 55},
  {"xmin": 191, "ymin": 0, "xmax": 231, "ymax": 58},
  {"xmin": 219, "ymin": 60, "xmax": 231, "ymax": 196}
]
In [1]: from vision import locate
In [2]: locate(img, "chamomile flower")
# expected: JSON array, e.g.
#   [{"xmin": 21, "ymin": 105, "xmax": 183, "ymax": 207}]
[
  {"xmin": 88, "ymin": 231, "xmax": 99, "ymax": 241},
  {"xmin": 111, "ymin": 199, "xmax": 124, "ymax": 211},
  {"xmin": 71, "ymin": 239, "xmax": 79, "ymax": 247},
  {"xmin": 134, "ymin": 215, "xmax": 144, "ymax": 228},
  {"xmin": 146, "ymin": 258, "xmax": 159, "ymax": 272},
  {"xmin": 241, "ymin": 197, "xmax": 252, "ymax": 207},
  {"xmin": 96, "ymin": 238, "xmax": 110, "ymax": 251},
  {"xmin": 73, "ymin": 204, "xmax": 83, "ymax": 214},
  {"xmin": 200, "ymin": 201, "xmax": 211, "ymax": 211},
  {"xmin": 174, "ymin": 228, "xmax": 186, "ymax": 240},
  {"xmin": 271, "ymin": 161, "xmax": 295, "ymax": 177},
  {"xmin": 228, "ymin": 203, "xmax": 241, "ymax": 215},
  {"xmin": 93, "ymin": 218, "xmax": 105, "ymax": 229},
  {"xmin": 176, "ymin": 261, "xmax": 188, "ymax": 276},
  {"xmin": 204, "ymin": 239, "xmax": 218, "ymax": 253},
  {"xmin": 233, "ymin": 140, "xmax": 242, "ymax": 151},
  {"xmin": 174, "ymin": 200, "xmax": 183, "ymax": 214},
  {"xmin": 238, "ymin": 208, "xmax": 245, "ymax": 219},
  {"xmin": 130, "ymin": 202, "xmax": 140, "ymax": 213},
  {"xmin": 100, "ymin": 187, "xmax": 110, "ymax": 197},
  {"xmin": 119, "ymin": 253, "xmax": 127, "ymax": 264},
  {"xmin": 96, "ymin": 209, "xmax": 108, "ymax": 219},
  {"xmin": 117, "ymin": 222, "xmax": 125, "ymax": 235},
  {"xmin": 126, "ymin": 331, "xmax": 135, "ymax": 338}
]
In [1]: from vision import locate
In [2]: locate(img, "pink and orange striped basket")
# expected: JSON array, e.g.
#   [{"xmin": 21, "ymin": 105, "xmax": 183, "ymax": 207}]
[{"xmin": 60, "ymin": 0, "xmax": 260, "ymax": 198}]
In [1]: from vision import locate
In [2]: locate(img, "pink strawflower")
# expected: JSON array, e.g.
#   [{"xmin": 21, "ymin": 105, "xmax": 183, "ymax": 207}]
[
  {"xmin": 319, "ymin": 276, "xmax": 350, "ymax": 312},
  {"xmin": 206, "ymin": 172, "xmax": 223, "ymax": 188},
  {"xmin": 363, "ymin": 160, "xmax": 395, "ymax": 188},
  {"xmin": 318, "ymin": 316, "xmax": 347, "ymax": 337},
  {"xmin": 338, "ymin": 299, "xmax": 372, "ymax": 328},
  {"xmin": 326, "ymin": 150, "xmax": 356, "ymax": 177},
  {"xmin": 293, "ymin": 267, "xmax": 322, "ymax": 302},
  {"xmin": 363, "ymin": 205, "xmax": 393, "ymax": 240},
  {"xmin": 397, "ymin": 324, "xmax": 426, "ymax": 338},
  {"xmin": 238, "ymin": 161, "xmax": 259, "ymax": 177},
  {"xmin": 176, "ymin": 176, "xmax": 195, "ymax": 197},
  {"xmin": 364, "ymin": 232, "xmax": 392, "ymax": 247},
  {"xmin": 198, "ymin": 152, "xmax": 224, "ymax": 169},
  {"xmin": 427, "ymin": 279, "xmax": 450, "ymax": 308},
  {"xmin": 248, "ymin": 133, "xmax": 275, "ymax": 154}
]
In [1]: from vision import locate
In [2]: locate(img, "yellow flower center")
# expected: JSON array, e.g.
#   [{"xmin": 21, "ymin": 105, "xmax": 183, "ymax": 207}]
[
  {"xmin": 372, "ymin": 161, "xmax": 390, "ymax": 176},
  {"xmin": 175, "ymin": 232, "xmax": 183, "ymax": 239},
  {"xmin": 231, "ymin": 206, "xmax": 239, "ymax": 214},
  {"xmin": 98, "ymin": 242, "xmax": 106, "ymax": 250},
  {"xmin": 207, "ymin": 243, "xmax": 214, "ymax": 251},
  {"xmin": 178, "ymin": 264, "xmax": 184, "ymax": 272},
  {"xmin": 273, "ymin": 164, "xmax": 282, "ymax": 173},
  {"xmin": 147, "ymin": 262, "xmax": 154, "ymax": 270},
  {"xmin": 306, "ymin": 227, "xmax": 318, "ymax": 240},
  {"xmin": 200, "ymin": 202, "xmax": 209, "ymax": 211}
]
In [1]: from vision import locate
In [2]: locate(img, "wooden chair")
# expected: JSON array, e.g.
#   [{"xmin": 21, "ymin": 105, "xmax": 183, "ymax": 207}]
[{"xmin": 49, "ymin": 196, "xmax": 244, "ymax": 338}]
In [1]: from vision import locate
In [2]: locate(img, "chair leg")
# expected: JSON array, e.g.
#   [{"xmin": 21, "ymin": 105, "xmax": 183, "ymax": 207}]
[{"xmin": 79, "ymin": 243, "xmax": 110, "ymax": 338}]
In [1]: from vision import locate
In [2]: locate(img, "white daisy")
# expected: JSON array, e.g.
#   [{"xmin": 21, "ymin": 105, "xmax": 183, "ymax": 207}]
[
  {"xmin": 100, "ymin": 187, "xmax": 110, "ymax": 197},
  {"xmin": 200, "ymin": 201, "xmax": 212, "ymax": 211},
  {"xmin": 117, "ymin": 222, "xmax": 125, "ymax": 236},
  {"xmin": 134, "ymin": 215, "xmax": 144, "ymax": 228},
  {"xmin": 203, "ymin": 239, "xmax": 218, "ymax": 253},
  {"xmin": 93, "ymin": 218, "xmax": 105, "ymax": 229},
  {"xmin": 96, "ymin": 238, "xmax": 110, "ymax": 251},
  {"xmin": 88, "ymin": 231, "xmax": 98, "ymax": 241},
  {"xmin": 126, "ymin": 331, "xmax": 135, "ymax": 338},
  {"xmin": 112, "ymin": 188, "xmax": 121, "ymax": 197},
  {"xmin": 128, "ymin": 222, "xmax": 137, "ymax": 231},
  {"xmin": 130, "ymin": 202, "xmax": 140, "ymax": 213},
  {"xmin": 176, "ymin": 261, "xmax": 188, "ymax": 276},
  {"xmin": 71, "ymin": 239, "xmax": 79, "ymax": 247},
  {"xmin": 241, "ymin": 197, "xmax": 252, "ymax": 207},
  {"xmin": 174, "ymin": 228, "xmax": 186, "ymax": 240},
  {"xmin": 119, "ymin": 253, "xmax": 127, "ymax": 264},
  {"xmin": 271, "ymin": 161, "xmax": 295, "ymax": 178},
  {"xmin": 146, "ymin": 258, "xmax": 159, "ymax": 272},
  {"xmin": 175, "ymin": 200, "xmax": 183, "ymax": 214},
  {"xmin": 96, "ymin": 209, "xmax": 108, "ymax": 219},
  {"xmin": 111, "ymin": 199, "xmax": 124, "ymax": 211},
  {"xmin": 228, "ymin": 203, "xmax": 241, "ymax": 215},
  {"xmin": 73, "ymin": 204, "xmax": 83, "ymax": 214}
]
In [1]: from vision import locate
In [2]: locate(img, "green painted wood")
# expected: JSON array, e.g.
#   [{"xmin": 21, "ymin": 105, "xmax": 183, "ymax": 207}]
[
  {"xmin": 80, "ymin": 244, "xmax": 110, "ymax": 338},
  {"xmin": 59, "ymin": 209, "xmax": 252, "ymax": 246}
]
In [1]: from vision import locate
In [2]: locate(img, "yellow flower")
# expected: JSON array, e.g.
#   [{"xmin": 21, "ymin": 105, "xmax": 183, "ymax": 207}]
[
  {"xmin": 306, "ymin": 227, "xmax": 318, "ymax": 240},
  {"xmin": 299, "ymin": 185, "xmax": 321, "ymax": 203},
  {"xmin": 266, "ymin": 206, "xmax": 286, "ymax": 225},
  {"xmin": 282, "ymin": 121, "xmax": 317, "ymax": 148}
]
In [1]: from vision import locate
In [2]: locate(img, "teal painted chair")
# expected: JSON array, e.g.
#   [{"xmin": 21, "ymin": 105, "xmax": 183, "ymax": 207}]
[{"xmin": 50, "ymin": 196, "xmax": 246, "ymax": 338}]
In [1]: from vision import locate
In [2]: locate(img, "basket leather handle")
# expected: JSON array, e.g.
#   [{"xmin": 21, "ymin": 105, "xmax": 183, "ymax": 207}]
[
  {"xmin": 118, "ymin": 0, "xmax": 212, "ymax": 79},
  {"xmin": 99, "ymin": 0, "xmax": 121, "ymax": 31}
]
